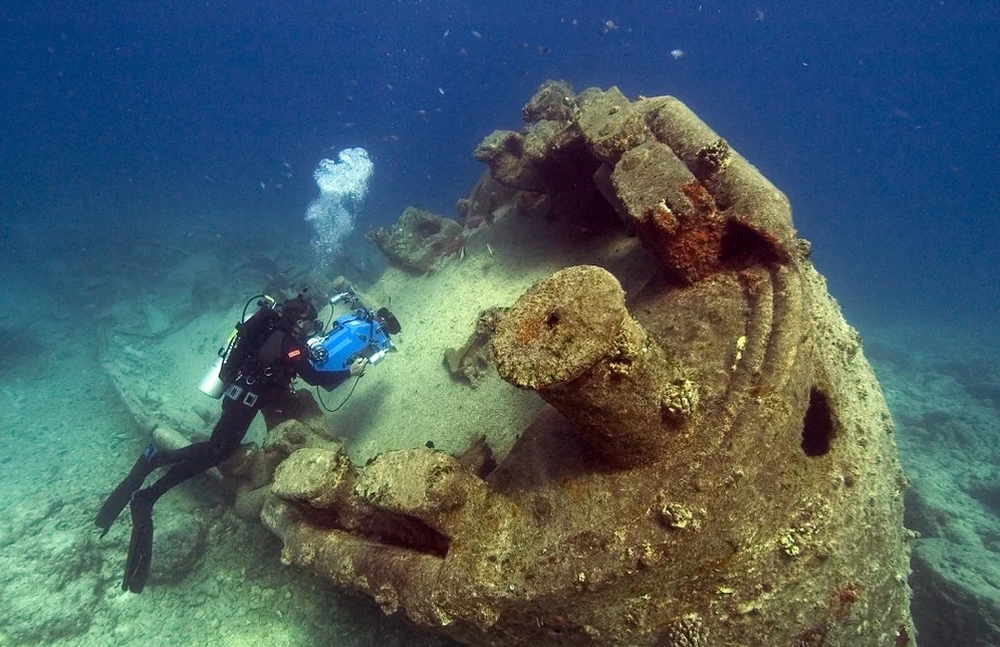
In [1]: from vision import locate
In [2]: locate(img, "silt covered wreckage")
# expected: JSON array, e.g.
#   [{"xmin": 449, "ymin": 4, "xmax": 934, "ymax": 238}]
[{"xmin": 256, "ymin": 82, "xmax": 916, "ymax": 647}]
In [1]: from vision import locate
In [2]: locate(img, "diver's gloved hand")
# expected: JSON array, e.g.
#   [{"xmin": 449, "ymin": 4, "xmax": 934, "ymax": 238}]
[{"xmin": 349, "ymin": 357, "xmax": 368, "ymax": 377}]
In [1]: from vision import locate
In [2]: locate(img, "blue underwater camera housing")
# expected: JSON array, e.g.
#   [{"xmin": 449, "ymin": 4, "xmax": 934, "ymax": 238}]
[{"xmin": 306, "ymin": 289, "xmax": 400, "ymax": 374}]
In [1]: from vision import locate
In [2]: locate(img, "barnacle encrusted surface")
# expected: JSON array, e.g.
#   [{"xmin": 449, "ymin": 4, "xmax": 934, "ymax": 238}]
[{"xmin": 260, "ymin": 82, "xmax": 916, "ymax": 647}]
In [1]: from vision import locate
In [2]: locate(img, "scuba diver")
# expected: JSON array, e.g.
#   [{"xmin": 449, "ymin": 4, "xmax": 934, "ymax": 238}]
[{"xmin": 94, "ymin": 288, "xmax": 393, "ymax": 593}]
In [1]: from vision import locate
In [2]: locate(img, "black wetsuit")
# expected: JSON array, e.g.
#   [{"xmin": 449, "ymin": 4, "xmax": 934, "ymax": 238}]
[
  {"xmin": 96, "ymin": 305, "xmax": 349, "ymax": 592},
  {"xmin": 139, "ymin": 306, "xmax": 348, "ymax": 499}
]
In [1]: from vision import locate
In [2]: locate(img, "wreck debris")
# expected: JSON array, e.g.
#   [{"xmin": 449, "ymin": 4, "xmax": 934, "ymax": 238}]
[
  {"xmin": 443, "ymin": 307, "xmax": 506, "ymax": 387},
  {"xmin": 492, "ymin": 265, "xmax": 695, "ymax": 467},
  {"xmin": 455, "ymin": 172, "xmax": 518, "ymax": 228},
  {"xmin": 366, "ymin": 206, "xmax": 465, "ymax": 273},
  {"xmin": 260, "ymin": 82, "xmax": 915, "ymax": 647}
]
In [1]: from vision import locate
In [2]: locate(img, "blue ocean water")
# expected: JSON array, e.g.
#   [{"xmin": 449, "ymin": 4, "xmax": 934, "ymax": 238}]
[
  {"xmin": 2, "ymin": 1, "xmax": 999, "ymax": 646},
  {"xmin": 4, "ymin": 0, "xmax": 997, "ymax": 325}
]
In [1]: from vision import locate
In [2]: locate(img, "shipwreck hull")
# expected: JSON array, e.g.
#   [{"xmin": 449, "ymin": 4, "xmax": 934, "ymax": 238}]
[{"xmin": 261, "ymin": 82, "xmax": 915, "ymax": 647}]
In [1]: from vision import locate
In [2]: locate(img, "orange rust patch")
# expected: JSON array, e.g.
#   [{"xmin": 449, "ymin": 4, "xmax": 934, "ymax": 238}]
[
  {"xmin": 666, "ymin": 220, "xmax": 725, "ymax": 280},
  {"xmin": 646, "ymin": 201, "xmax": 679, "ymax": 233},
  {"xmin": 517, "ymin": 317, "xmax": 543, "ymax": 346},
  {"xmin": 680, "ymin": 180, "xmax": 717, "ymax": 217},
  {"xmin": 831, "ymin": 581, "xmax": 863, "ymax": 620}
]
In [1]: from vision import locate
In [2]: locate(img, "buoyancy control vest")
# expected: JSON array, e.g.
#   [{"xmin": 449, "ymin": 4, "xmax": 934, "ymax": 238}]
[{"xmin": 219, "ymin": 308, "xmax": 296, "ymax": 397}]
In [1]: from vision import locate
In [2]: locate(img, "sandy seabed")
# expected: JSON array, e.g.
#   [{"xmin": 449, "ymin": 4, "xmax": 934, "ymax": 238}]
[{"xmin": 2, "ymin": 219, "xmax": 999, "ymax": 646}]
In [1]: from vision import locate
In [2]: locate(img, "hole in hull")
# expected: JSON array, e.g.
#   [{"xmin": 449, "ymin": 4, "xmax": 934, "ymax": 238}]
[{"xmin": 802, "ymin": 388, "xmax": 835, "ymax": 457}]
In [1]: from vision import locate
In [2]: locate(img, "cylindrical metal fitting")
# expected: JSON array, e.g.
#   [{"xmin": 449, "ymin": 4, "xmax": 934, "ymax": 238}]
[{"xmin": 493, "ymin": 265, "xmax": 696, "ymax": 467}]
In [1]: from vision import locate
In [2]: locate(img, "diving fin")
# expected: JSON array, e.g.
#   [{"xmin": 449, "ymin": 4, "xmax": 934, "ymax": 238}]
[
  {"xmin": 122, "ymin": 491, "xmax": 154, "ymax": 594},
  {"xmin": 94, "ymin": 445, "xmax": 156, "ymax": 538}
]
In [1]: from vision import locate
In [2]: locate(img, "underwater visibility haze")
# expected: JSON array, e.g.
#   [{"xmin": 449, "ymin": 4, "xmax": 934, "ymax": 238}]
[{"xmin": 1, "ymin": 1, "xmax": 999, "ymax": 646}]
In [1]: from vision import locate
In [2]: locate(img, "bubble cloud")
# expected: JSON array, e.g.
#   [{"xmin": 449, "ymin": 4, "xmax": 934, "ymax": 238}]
[{"xmin": 305, "ymin": 147, "xmax": 373, "ymax": 268}]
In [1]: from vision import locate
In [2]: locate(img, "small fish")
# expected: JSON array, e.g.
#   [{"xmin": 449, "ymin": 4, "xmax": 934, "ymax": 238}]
[
  {"xmin": 471, "ymin": 30, "xmax": 482, "ymax": 40},
  {"xmin": 670, "ymin": 49, "xmax": 685, "ymax": 59},
  {"xmin": 443, "ymin": 29, "xmax": 450, "ymax": 38},
  {"xmin": 260, "ymin": 181, "xmax": 266, "ymax": 190},
  {"xmin": 438, "ymin": 87, "xmax": 445, "ymax": 95},
  {"xmin": 486, "ymin": 242, "xmax": 494, "ymax": 258}
]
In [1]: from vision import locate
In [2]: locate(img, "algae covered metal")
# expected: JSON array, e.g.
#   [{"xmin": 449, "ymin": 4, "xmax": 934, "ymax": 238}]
[{"xmin": 261, "ymin": 82, "xmax": 916, "ymax": 647}]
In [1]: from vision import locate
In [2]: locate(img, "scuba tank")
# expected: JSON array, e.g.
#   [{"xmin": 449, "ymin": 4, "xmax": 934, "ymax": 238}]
[
  {"xmin": 197, "ymin": 295, "xmax": 277, "ymax": 398},
  {"xmin": 197, "ymin": 356, "xmax": 228, "ymax": 399}
]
